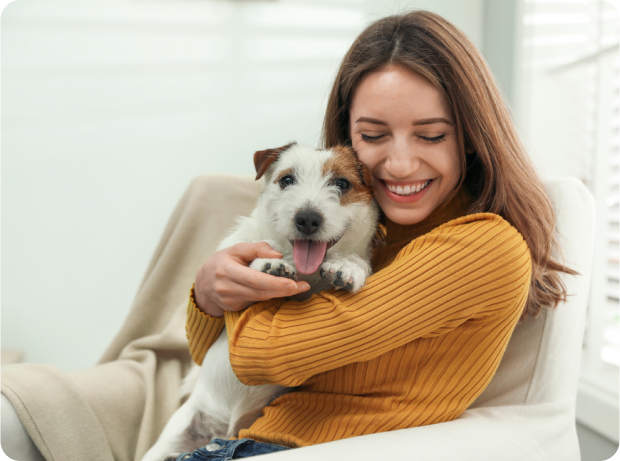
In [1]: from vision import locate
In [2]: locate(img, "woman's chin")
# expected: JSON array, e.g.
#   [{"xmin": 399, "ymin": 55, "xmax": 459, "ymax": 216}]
[{"xmin": 383, "ymin": 206, "xmax": 434, "ymax": 226}]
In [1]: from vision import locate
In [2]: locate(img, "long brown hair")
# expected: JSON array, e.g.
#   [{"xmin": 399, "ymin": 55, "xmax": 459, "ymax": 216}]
[{"xmin": 322, "ymin": 10, "xmax": 576, "ymax": 320}]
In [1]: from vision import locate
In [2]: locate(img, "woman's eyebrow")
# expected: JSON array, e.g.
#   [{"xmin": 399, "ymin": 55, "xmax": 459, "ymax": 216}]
[
  {"xmin": 354, "ymin": 117, "xmax": 387, "ymax": 125},
  {"xmin": 354, "ymin": 116, "xmax": 454, "ymax": 126},
  {"xmin": 413, "ymin": 117, "xmax": 454, "ymax": 126}
]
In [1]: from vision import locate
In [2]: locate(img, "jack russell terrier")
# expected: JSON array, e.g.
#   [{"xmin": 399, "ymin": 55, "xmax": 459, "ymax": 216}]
[{"xmin": 142, "ymin": 143, "xmax": 380, "ymax": 461}]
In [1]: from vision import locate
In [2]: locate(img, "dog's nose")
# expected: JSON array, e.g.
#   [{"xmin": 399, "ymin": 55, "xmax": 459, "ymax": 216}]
[{"xmin": 295, "ymin": 210, "xmax": 323, "ymax": 235}]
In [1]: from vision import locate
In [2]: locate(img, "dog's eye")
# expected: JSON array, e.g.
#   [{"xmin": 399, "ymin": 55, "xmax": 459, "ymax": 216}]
[
  {"xmin": 279, "ymin": 175, "xmax": 295, "ymax": 188},
  {"xmin": 335, "ymin": 178, "xmax": 351, "ymax": 191}
]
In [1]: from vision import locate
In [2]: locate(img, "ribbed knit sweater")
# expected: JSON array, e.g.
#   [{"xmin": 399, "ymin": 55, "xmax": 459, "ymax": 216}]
[{"xmin": 185, "ymin": 187, "xmax": 531, "ymax": 448}]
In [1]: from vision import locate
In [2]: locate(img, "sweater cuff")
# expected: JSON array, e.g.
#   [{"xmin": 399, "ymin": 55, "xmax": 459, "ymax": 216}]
[{"xmin": 186, "ymin": 284, "xmax": 226, "ymax": 365}]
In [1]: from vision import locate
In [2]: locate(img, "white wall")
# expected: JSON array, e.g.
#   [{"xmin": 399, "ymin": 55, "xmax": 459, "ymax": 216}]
[{"xmin": 2, "ymin": 0, "xmax": 484, "ymax": 372}]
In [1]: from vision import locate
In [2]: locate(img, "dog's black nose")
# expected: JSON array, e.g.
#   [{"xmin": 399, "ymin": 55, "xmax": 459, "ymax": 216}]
[{"xmin": 295, "ymin": 210, "xmax": 323, "ymax": 235}]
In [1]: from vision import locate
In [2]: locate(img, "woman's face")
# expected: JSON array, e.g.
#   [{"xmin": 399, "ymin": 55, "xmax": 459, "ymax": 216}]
[{"xmin": 349, "ymin": 65, "xmax": 462, "ymax": 225}]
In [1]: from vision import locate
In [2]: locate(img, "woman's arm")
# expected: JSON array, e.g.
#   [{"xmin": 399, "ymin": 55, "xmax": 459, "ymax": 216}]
[{"xmin": 225, "ymin": 213, "xmax": 531, "ymax": 386}]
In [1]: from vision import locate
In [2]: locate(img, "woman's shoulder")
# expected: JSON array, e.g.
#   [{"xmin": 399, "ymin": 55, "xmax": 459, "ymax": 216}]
[
  {"xmin": 433, "ymin": 212, "xmax": 525, "ymax": 241},
  {"xmin": 400, "ymin": 212, "xmax": 531, "ymax": 269}
]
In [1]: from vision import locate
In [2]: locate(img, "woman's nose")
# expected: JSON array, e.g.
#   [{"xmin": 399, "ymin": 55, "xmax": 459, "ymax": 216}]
[{"xmin": 385, "ymin": 140, "xmax": 421, "ymax": 178}]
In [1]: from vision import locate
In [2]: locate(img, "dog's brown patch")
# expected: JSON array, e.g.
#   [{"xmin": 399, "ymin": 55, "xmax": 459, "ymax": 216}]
[
  {"xmin": 273, "ymin": 167, "xmax": 296, "ymax": 186},
  {"xmin": 321, "ymin": 145, "xmax": 375, "ymax": 206}
]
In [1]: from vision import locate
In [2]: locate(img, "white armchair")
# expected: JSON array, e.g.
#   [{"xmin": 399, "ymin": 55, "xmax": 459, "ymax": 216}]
[{"xmin": 1, "ymin": 176, "xmax": 594, "ymax": 461}]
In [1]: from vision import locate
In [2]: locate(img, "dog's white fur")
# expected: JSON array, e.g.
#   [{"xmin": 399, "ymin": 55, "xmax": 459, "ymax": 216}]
[{"xmin": 141, "ymin": 144, "xmax": 379, "ymax": 461}]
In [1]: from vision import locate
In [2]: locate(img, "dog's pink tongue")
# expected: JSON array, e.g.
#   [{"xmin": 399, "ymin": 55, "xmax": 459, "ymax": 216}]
[{"xmin": 293, "ymin": 239, "xmax": 328, "ymax": 274}]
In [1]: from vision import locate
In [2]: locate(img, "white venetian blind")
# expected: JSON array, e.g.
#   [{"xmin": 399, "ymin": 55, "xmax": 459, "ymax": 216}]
[
  {"xmin": 602, "ymin": 45, "xmax": 620, "ymax": 365},
  {"xmin": 521, "ymin": 0, "xmax": 620, "ymax": 373}
]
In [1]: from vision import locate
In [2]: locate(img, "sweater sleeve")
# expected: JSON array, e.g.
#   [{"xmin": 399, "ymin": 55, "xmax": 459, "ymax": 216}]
[
  {"xmin": 186, "ymin": 284, "xmax": 226, "ymax": 365},
  {"xmin": 225, "ymin": 213, "xmax": 531, "ymax": 387}
]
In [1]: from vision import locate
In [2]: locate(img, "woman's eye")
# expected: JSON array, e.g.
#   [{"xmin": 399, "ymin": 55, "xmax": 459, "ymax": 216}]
[
  {"xmin": 361, "ymin": 134, "xmax": 385, "ymax": 143},
  {"xmin": 335, "ymin": 178, "xmax": 351, "ymax": 191},
  {"xmin": 419, "ymin": 134, "xmax": 446, "ymax": 144},
  {"xmin": 279, "ymin": 175, "xmax": 295, "ymax": 188}
]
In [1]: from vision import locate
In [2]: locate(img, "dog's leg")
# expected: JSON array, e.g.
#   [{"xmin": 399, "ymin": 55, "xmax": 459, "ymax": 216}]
[
  {"xmin": 319, "ymin": 253, "xmax": 371, "ymax": 292},
  {"xmin": 140, "ymin": 397, "xmax": 210, "ymax": 461},
  {"xmin": 141, "ymin": 334, "xmax": 234, "ymax": 461}
]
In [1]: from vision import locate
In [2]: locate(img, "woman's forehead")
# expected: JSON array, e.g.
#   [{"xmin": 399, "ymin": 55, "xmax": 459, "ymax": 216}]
[{"xmin": 350, "ymin": 66, "xmax": 453, "ymax": 123}]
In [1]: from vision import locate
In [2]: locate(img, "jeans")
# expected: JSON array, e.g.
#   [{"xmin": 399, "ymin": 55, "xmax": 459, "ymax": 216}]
[{"xmin": 174, "ymin": 438, "xmax": 292, "ymax": 461}]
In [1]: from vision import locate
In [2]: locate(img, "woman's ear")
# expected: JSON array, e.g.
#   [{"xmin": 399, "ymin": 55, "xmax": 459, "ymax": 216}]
[{"xmin": 253, "ymin": 142, "xmax": 297, "ymax": 180}]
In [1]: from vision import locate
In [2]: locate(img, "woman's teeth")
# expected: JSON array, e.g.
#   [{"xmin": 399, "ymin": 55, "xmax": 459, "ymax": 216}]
[{"xmin": 385, "ymin": 180, "xmax": 431, "ymax": 196}]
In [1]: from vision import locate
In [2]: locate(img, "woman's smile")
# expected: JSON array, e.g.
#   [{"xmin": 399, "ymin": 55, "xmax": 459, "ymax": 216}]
[{"xmin": 380, "ymin": 178, "xmax": 434, "ymax": 203}]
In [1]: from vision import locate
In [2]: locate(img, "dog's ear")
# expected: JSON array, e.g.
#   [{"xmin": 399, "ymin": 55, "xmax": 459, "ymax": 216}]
[
  {"xmin": 350, "ymin": 148, "xmax": 374, "ymax": 189},
  {"xmin": 358, "ymin": 162, "xmax": 375, "ymax": 189},
  {"xmin": 253, "ymin": 142, "xmax": 297, "ymax": 180}
]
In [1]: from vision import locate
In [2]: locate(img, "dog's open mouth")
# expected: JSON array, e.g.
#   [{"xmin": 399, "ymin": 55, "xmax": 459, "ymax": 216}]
[{"xmin": 290, "ymin": 238, "xmax": 340, "ymax": 274}]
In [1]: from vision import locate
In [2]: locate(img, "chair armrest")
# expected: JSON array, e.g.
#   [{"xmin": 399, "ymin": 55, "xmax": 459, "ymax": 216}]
[{"xmin": 256, "ymin": 404, "xmax": 578, "ymax": 461}]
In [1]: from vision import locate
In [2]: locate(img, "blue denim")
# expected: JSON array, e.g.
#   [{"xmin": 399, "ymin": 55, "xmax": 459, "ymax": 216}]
[{"xmin": 174, "ymin": 438, "xmax": 292, "ymax": 461}]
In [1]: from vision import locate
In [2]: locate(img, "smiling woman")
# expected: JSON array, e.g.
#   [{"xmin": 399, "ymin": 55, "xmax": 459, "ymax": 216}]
[{"xmin": 182, "ymin": 9, "xmax": 576, "ymax": 459}]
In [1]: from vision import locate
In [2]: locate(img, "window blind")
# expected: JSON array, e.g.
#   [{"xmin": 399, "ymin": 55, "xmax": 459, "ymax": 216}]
[{"xmin": 522, "ymin": 0, "xmax": 620, "ymax": 367}]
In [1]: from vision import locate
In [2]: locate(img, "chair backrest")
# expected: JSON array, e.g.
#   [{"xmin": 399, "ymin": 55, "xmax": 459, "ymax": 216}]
[{"xmin": 471, "ymin": 177, "xmax": 595, "ymax": 408}]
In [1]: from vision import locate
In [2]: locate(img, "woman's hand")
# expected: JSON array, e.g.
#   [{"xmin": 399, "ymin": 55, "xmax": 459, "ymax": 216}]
[{"xmin": 194, "ymin": 242, "xmax": 310, "ymax": 317}]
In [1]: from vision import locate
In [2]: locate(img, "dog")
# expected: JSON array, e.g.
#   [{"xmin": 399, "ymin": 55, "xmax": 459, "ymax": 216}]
[{"xmin": 141, "ymin": 143, "xmax": 380, "ymax": 461}]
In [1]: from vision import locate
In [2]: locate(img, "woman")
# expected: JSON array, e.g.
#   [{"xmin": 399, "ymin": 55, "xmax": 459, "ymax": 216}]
[{"xmin": 184, "ymin": 9, "xmax": 573, "ymax": 460}]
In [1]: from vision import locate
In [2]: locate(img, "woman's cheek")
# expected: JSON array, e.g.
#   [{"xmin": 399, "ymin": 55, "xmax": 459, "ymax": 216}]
[{"xmin": 355, "ymin": 143, "xmax": 382, "ymax": 171}]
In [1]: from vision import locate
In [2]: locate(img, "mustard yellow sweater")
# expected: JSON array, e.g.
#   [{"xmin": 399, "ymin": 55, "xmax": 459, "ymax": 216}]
[{"xmin": 185, "ymin": 188, "xmax": 531, "ymax": 448}]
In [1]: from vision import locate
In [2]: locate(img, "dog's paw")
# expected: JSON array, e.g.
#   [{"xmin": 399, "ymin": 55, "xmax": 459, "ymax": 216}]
[
  {"xmin": 319, "ymin": 259, "xmax": 368, "ymax": 292},
  {"xmin": 250, "ymin": 258, "xmax": 296, "ymax": 280}
]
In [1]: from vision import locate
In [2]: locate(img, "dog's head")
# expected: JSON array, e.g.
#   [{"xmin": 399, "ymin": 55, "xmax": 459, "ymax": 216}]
[{"xmin": 254, "ymin": 143, "xmax": 377, "ymax": 274}]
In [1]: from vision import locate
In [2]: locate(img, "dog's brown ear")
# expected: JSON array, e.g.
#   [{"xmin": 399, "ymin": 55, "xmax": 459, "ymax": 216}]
[
  {"xmin": 350, "ymin": 148, "xmax": 374, "ymax": 189},
  {"xmin": 253, "ymin": 142, "xmax": 297, "ymax": 180},
  {"xmin": 360, "ymin": 162, "xmax": 375, "ymax": 189}
]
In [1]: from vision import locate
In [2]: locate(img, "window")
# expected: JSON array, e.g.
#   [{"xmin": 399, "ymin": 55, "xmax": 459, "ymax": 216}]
[{"xmin": 520, "ymin": 0, "xmax": 619, "ymax": 441}]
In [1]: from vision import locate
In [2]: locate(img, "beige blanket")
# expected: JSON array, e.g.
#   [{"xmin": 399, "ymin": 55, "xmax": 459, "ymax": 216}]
[{"xmin": 2, "ymin": 175, "xmax": 263, "ymax": 461}]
